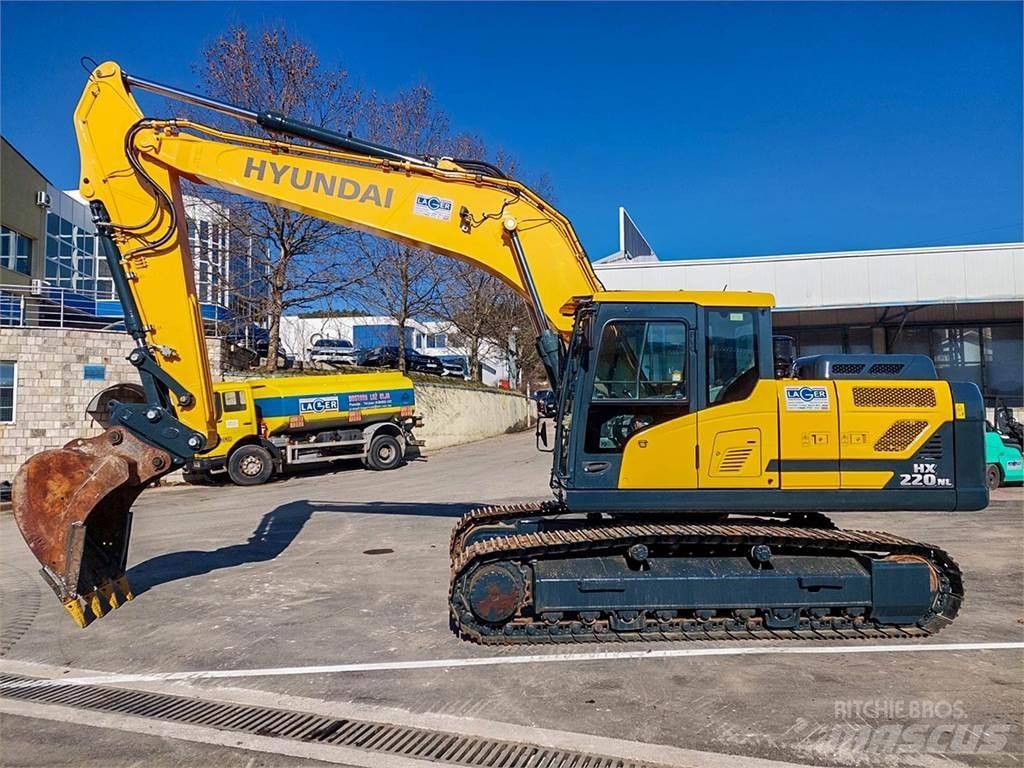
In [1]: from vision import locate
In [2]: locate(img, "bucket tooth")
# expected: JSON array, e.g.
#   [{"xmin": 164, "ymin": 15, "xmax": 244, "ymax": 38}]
[
  {"xmin": 87, "ymin": 591, "xmax": 106, "ymax": 619},
  {"xmin": 63, "ymin": 599, "xmax": 89, "ymax": 629},
  {"xmin": 114, "ymin": 575, "xmax": 135, "ymax": 602},
  {"xmin": 97, "ymin": 580, "xmax": 120, "ymax": 610}
]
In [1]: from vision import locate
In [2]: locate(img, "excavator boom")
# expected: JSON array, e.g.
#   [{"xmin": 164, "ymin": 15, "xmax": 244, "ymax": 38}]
[{"xmin": 13, "ymin": 61, "xmax": 602, "ymax": 626}]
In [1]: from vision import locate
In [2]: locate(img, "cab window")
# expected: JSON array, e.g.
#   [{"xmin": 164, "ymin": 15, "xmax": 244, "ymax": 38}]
[
  {"xmin": 706, "ymin": 310, "xmax": 757, "ymax": 406},
  {"xmin": 222, "ymin": 390, "xmax": 247, "ymax": 413},
  {"xmin": 586, "ymin": 321, "xmax": 688, "ymax": 453},
  {"xmin": 593, "ymin": 322, "xmax": 687, "ymax": 400}
]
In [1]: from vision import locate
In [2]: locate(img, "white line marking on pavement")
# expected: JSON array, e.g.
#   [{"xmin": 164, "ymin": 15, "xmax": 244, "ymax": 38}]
[{"xmin": 1, "ymin": 641, "xmax": 1021, "ymax": 689}]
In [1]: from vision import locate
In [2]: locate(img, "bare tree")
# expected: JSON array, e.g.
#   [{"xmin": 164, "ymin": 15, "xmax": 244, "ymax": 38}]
[
  {"xmin": 350, "ymin": 86, "xmax": 481, "ymax": 371},
  {"xmin": 437, "ymin": 268, "xmax": 502, "ymax": 381},
  {"xmin": 194, "ymin": 25, "xmax": 370, "ymax": 370}
]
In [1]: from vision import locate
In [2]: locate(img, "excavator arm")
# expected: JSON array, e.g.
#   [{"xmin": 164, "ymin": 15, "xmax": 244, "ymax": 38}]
[{"xmin": 13, "ymin": 61, "xmax": 602, "ymax": 626}]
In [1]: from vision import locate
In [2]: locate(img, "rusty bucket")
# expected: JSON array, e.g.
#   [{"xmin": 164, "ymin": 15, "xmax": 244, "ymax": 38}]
[{"xmin": 12, "ymin": 427, "xmax": 172, "ymax": 627}]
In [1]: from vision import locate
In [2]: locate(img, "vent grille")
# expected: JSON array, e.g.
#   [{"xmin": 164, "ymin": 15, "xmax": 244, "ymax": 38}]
[
  {"xmin": 874, "ymin": 421, "xmax": 929, "ymax": 452},
  {"xmin": 718, "ymin": 447, "xmax": 753, "ymax": 473},
  {"xmin": 868, "ymin": 363, "xmax": 906, "ymax": 375},
  {"xmin": 0, "ymin": 675, "xmax": 657, "ymax": 768},
  {"xmin": 919, "ymin": 434, "xmax": 943, "ymax": 460},
  {"xmin": 852, "ymin": 387, "xmax": 937, "ymax": 408},
  {"xmin": 831, "ymin": 363, "xmax": 865, "ymax": 375}
]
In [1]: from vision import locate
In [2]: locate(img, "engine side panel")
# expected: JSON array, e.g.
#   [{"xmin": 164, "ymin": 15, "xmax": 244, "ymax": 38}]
[{"xmin": 584, "ymin": 379, "xmax": 987, "ymax": 512}]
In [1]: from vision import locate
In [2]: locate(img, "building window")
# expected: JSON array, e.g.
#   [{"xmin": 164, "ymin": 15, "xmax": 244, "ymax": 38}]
[
  {"xmin": 982, "ymin": 325, "xmax": 1023, "ymax": 406},
  {"xmin": 427, "ymin": 333, "xmax": 447, "ymax": 349},
  {"xmin": 931, "ymin": 327, "xmax": 982, "ymax": 391},
  {"xmin": 44, "ymin": 212, "xmax": 107, "ymax": 296},
  {"xmin": 793, "ymin": 327, "xmax": 844, "ymax": 356},
  {"xmin": 0, "ymin": 361, "xmax": 15, "ymax": 423},
  {"xmin": 191, "ymin": 218, "xmax": 230, "ymax": 307},
  {"xmin": 847, "ymin": 327, "xmax": 874, "ymax": 354},
  {"xmin": 776, "ymin": 326, "xmax": 876, "ymax": 356},
  {"xmin": 0, "ymin": 226, "xmax": 32, "ymax": 275},
  {"xmin": 888, "ymin": 323, "xmax": 1023, "ymax": 407}
]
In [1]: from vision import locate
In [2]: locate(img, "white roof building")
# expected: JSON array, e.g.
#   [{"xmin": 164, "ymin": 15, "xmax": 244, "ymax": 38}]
[
  {"xmin": 592, "ymin": 214, "xmax": 1022, "ymax": 408},
  {"xmin": 593, "ymin": 242, "xmax": 1023, "ymax": 311}
]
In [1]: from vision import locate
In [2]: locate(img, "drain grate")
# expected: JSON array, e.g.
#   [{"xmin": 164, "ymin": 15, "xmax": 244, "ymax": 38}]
[{"xmin": 0, "ymin": 674, "xmax": 659, "ymax": 767}]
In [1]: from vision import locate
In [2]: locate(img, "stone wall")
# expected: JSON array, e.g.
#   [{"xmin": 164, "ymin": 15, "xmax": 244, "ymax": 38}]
[
  {"xmin": 0, "ymin": 328, "xmax": 223, "ymax": 481},
  {"xmin": 413, "ymin": 382, "xmax": 532, "ymax": 451},
  {"xmin": 0, "ymin": 327, "xmax": 530, "ymax": 481}
]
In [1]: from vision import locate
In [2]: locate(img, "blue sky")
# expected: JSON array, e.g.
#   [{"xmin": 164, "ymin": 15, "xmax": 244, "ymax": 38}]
[{"xmin": 1, "ymin": 2, "xmax": 1021, "ymax": 261}]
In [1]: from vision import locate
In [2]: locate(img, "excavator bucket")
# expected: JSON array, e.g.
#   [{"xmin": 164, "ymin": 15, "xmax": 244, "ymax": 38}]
[{"xmin": 12, "ymin": 427, "xmax": 172, "ymax": 627}]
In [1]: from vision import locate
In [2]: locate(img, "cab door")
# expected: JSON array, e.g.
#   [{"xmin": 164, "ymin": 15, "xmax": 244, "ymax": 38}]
[
  {"xmin": 696, "ymin": 308, "xmax": 780, "ymax": 490},
  {"xmin": 574, "ymin": 302, "xmax": 698, "ymax": 491},
  {"xmin": 215, "ymin": 385, "xmax": 257, "ymax": 454}
]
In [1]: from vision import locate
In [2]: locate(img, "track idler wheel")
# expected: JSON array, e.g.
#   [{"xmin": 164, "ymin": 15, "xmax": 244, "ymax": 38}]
[
  {"xmin": 12, "ymin": 428, "xmax": 172, "ymax": 627},
  {"xmin": 465, "ymin": 563, "xmax": 524, "ymax": 625}
]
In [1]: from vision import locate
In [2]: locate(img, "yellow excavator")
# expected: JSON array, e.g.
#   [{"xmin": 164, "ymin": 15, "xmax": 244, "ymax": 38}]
[{"xmin": 13, "ymin": 62, "xmax": 986, "ymax": 642}]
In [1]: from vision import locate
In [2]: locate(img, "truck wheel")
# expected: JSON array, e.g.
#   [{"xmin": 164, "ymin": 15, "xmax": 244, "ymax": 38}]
[
  {"xmin": 986, "ymin": 463, "xmax": 1002, "ymax": 490},
  {"xmin": 366, "ymin": 434, "xmax": 403, "ymax": 471},
  {"xmin": 228, "ymin": 445, "xmax": 275, "ymax": 486}
]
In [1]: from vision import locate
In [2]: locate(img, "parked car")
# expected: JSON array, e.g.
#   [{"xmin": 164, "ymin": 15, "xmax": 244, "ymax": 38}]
[
  {"xmin": 532, "ymin": 389, "xmax": 557, "ymax": 417},
  {"xmin": 438, "ymin": 356, "xmax": 469, "ymax": 378},
  {"xmin": 309, "ymin": 338, "xmax": 359, "ymax": 366},
  {"xmin": 358, "ymin": 346, "xmax": 445, "ymax": 376}
]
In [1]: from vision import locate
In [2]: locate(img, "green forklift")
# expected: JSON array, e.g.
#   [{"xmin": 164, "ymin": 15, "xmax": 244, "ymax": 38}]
[{"xmin": 985, "ymin": 404, "xmax": 1024, "ymax": 489}]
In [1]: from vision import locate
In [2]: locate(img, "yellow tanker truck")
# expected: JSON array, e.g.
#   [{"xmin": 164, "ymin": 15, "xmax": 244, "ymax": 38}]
[{"xmin": 185, "ymin": 372, "xmax": 420, "ymax": 485}]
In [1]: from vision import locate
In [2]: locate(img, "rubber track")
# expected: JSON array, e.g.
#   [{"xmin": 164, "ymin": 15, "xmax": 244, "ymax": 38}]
[
  {"xmin": 448, "ymin": 504, "xmax": 963, "ymax": 645},
  {"xmin": 448, "ymin": 502, "xmax": 836, "ymax": 558}
]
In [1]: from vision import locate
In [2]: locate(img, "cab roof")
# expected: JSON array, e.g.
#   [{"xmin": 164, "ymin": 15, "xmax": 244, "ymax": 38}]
[{"xmin": 561, "ymin": 290, "xmax": 776, "ymax": 315}]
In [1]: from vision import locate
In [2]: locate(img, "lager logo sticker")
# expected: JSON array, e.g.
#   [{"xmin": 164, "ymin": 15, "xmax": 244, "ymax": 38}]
[
  {"xmin": 299, "ymin": 396, "xmax": 340, "ymax": 414},
  {"xmin": 784, "ymin": 386, "xmax": 830, "ymax": 411},
  {"xmin": 413, "ymin": 194, "xmax": 453, "ymax": 221}
]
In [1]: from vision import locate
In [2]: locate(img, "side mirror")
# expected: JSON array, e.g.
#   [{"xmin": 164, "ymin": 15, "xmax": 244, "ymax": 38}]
[{"xmin": 536, "ymin": 419, "xmax": 552, "ymax": 452}]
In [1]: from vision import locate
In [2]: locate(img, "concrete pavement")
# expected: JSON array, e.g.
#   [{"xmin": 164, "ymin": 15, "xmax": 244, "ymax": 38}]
[{"xmin": 1, "ymin": 432, "xmax": 1021, "ymax": 767}]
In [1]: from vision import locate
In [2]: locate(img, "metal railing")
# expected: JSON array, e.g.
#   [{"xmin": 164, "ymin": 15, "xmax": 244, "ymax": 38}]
[
  {"xmin": 0, "ymin": 284, "xmax": 274, "ymax": 359},
  {"xmin": 0, "ymin": 282, "xmax": 126, "ymax": 332}
]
